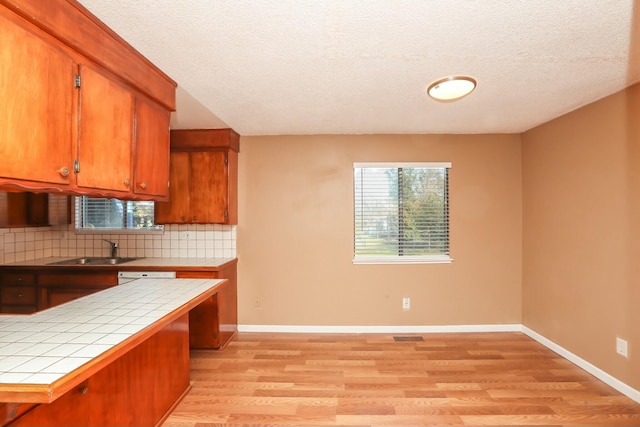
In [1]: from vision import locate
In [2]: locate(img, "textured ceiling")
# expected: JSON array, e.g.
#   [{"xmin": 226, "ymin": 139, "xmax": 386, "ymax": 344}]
[{"xmin": 77, "ymin": 0, "xmax": 640, "ymax": 135}]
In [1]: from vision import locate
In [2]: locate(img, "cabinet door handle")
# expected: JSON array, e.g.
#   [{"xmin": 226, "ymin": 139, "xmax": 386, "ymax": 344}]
[
  {"xmin": 59, "ymin": 167, "xmax": 70, "ymax": 177},
  {"xmin": 17, "ymin": 294, "xmax": 23, "ymax": 298},
  {"xmin": 79, "ymin": 386, "xmax": 89, "ymax": 395},
  {"xmin": 181, "ymin": 216, "xmax": 186, "ymax": 221},
  {"xmin": 124, "ymin": 179, "xmax": 131, "ymax": 186},
  {"xmin": 193, "ymin": 216, "xmax": 197, "ymax": 221},
  {"xmin": 140, "ymin": 182, "xmax": 147, "ymax": 190}
]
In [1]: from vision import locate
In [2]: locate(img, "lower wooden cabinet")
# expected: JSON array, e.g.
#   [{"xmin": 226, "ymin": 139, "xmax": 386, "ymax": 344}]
[
  {"xmin": 0, "ymin": 271, "xmax": 37, "ymax": 313},
  {"xmin": 0, "ymin": 285, "xmax": 37, "ymax": 314},
  {"xmin": 0, "ymin": 270, "xmax": 117, "ymax": 313},
  {"xmin": 37, "ymin": 271, "xmax": 117, "ymax": 309},
  {"xmin": 176, "ymin": 261, "xmax": 238, "ymax": 349}
]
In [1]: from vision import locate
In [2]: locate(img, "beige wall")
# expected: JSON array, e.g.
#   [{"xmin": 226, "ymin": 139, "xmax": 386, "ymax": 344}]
[
  {"xmin": 238, "ymin": 134, "xmax": 522, "ymax": 327},
  {"xmin": 522, "ymin": 83, "xmax": 640, "ymax": 389}
]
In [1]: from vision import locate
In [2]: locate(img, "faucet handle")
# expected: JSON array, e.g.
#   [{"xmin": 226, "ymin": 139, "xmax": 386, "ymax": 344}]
[{"xmin": 102, "ymin": 239, "xmax": 118, "ymax": 257}]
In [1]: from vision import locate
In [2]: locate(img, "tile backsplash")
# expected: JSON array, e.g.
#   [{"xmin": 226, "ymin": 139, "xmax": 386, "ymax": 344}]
[{"xmin": 0, "ymin": 223, "xmax": 236, "ymax": 264}]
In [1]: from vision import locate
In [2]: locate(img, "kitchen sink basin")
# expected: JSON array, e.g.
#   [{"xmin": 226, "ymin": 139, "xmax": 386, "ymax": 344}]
[{"xmin": 47, "ymin": 257, "xmax": 140, "ymax": 266}]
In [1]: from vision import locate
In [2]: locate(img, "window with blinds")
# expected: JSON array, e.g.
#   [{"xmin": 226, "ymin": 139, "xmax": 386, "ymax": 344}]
[
  {"xmin": 353, "ymin": 162, "xmax": 452, "ymax": 264},
  {"xmin": 75, "ymin": 196, "xmax": 162, "ymax": 231}
]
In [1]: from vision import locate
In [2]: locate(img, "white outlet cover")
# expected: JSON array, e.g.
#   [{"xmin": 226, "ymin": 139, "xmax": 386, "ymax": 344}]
[{"xmin": 616, "ymin": 337, "xmax": 629, "ymax": 358}]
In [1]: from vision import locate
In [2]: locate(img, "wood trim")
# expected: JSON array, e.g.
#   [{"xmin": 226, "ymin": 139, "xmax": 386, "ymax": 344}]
[
  {"xmin": 154, "ymin": 382, "xmax": 192, "ymax": 427},
  {"xmin": 170, "ymin": 129, "xmax": 241, "ymax": 152},
  {"xmin": 0, "ymin": 0, "xmax": 176, "ymax": 110}
]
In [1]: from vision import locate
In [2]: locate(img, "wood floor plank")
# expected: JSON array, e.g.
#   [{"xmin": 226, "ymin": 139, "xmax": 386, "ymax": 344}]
[{"xmin": 162, "ymin": 332, "xmax": 640, "ymax": 426}]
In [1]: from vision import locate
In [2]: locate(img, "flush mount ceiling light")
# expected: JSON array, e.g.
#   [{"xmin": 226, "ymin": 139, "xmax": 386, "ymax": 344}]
[{"xmin": 427, "ymin": 75, "xmax": 477, "ymax": 102}]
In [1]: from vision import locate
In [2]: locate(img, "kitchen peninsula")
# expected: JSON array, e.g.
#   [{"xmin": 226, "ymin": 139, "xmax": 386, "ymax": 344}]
[
  {"xmin": 0, "ymin": 257, "xmax": 238, "ymax": 349},
  {"xmin": 0, "ymin": 277, "xmax": 225, "ymax": 426}
]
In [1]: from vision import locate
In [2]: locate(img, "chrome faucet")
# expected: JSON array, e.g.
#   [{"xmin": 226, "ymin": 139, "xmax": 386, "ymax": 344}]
[{"xmin": 102, "ymin": 239, "xmax": 118, "ymax": 258}]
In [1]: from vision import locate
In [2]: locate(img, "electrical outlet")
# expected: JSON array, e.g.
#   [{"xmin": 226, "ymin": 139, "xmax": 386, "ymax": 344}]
[
  {"xmin": 180, "ymin": 231, "xmax": 191, "ymax": 240},
  {"xmin": 616, "ymin": 337, "xmax": 629, "ymax": 358},
  {"xmin": 402, "ymin": 297, "xmax": 410, "ymax": 311}
]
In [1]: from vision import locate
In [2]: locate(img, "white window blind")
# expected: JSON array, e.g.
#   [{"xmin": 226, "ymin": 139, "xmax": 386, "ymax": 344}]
[
  {"xmin": 75, "ymin": 196, "xmax": 162, "ymax": 231},
  {"xmin": 353, "ymin": 162, "xmax": 451, "ymax": 264}
]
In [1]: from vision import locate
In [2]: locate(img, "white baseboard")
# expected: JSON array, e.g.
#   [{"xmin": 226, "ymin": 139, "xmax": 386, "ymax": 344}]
[
  {"xmin": 522, "ymin": 326, "xmax": 640, "ymax": 404},
  {"xmin": 238, "ymin": 324, "xmax": 522, "ymax": 333},
  {"xmin": 237, "ymin": 323, "xmax": 640, "ymax": 404}
]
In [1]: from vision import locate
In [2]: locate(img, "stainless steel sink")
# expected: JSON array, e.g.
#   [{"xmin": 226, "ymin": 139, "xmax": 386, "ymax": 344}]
[{"xmin": 47, "ymin": 257, "xmax": 140, "ymax": 266}]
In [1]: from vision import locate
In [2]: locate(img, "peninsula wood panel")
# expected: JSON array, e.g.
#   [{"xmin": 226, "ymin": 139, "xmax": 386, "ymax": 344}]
[
  {"xmin": 7, "ymin": 314, "xmax": 190, "ymax": 427},
  {"xmin": 163, "ymin": 332, "xmax": 640, "ymax": 427}
]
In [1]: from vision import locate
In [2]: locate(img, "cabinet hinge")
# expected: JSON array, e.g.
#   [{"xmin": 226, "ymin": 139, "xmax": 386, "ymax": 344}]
[
  {"xmin": 224, "ymin": 154, "xmax": 228, "ymax": 165},
  {"xmin": 224, "ymin": 210, "xmax": 228, "ymax": 219},
  {"xmin": 74, "ymin": 75, "xmax": 81, "ymax": 88},
  {"xmin": 73, "ymin": 160, "xmax": 80, "ymax": 174}
]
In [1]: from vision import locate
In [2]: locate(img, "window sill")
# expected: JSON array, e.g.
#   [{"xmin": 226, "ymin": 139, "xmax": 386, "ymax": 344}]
[
  {"xmin": 353, "ymin": 256, "xmax": 453, "ymax": 265},
  {"xmin": 75, "ymin": 228, "xmax": 164, "ymax": 236}
]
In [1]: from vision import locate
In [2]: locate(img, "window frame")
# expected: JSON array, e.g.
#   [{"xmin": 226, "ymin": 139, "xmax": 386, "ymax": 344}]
[
  {"xmin": 74, "ymin": 196, "xmax": 164, "ymax": 234},
  {"xmin": 353, "ymin": 162, "xmax": 452, "ymax": 265}
]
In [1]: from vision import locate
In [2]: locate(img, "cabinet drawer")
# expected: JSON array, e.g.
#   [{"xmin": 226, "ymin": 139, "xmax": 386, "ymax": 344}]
[
  {"xmin": 1, "ymin": 286, "xmax": 36, "ymax": 305},
  {"xmin": 2, "ymin": 272, "xmax": 36, "ymax": 286}
]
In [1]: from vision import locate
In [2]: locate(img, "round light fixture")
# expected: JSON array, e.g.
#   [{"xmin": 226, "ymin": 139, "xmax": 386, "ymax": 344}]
[{"xmin": 427, "ymin": 75, "xmax": 477, "ymax": 102}]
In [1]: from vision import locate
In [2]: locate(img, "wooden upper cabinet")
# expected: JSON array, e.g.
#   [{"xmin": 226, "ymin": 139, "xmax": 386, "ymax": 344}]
[
  {"xmin": 0, "ymin": 10, "xmax": 75, "ymax": 186},
  {"xmin": 190, "ymin": 151, "xmax": 229, "ymax": 223},
  {"xmin": 76, "ymin": 64, "xmax": 134, "ymax": 193},
  {"xmin": 155, "ymin": 129, "xmax": 239, "ymax": 225},
  {"xmin": 154, "ymin": 152, "xmax": 190, "ymax": 223},
  {"xmin": 133, "ymin": 96, "xmax": 171, "ymax": 198},
  {"xmin": 0, "ymin": 192, "xmax": 71, "ymax": 228},
  {"xmin": 0, "ymin": 0, "xmax": 176, "ymax": 200}
]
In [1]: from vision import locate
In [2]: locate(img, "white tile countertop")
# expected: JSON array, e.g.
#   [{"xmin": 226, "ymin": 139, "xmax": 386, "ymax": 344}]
[{"xmin": 0, "ymin": 277, "xmax": 224, "ymax": 403}]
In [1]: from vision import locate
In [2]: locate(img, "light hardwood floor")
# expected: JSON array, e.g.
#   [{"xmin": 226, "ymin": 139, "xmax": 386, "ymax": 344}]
[{"xmin": 163, "ymin": 332, "xmax": 640, "ymax": 426}]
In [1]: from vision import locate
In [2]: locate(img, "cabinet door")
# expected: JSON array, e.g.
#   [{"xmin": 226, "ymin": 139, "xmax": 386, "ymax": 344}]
[
  {"xmin": 154, "ymin": 151, "xmax": 190, "ymax": 224},
  {"xmin": 0, "ymin": 11, "xmax": 75, "ymax": 186},
  {"xmin": 190, "ymin": 151, "xmax": 228, "ymax": 223},
  {"xmin": 76, "ymin": 64, "xmax": 134, "ymax": 192},
  {"xmin": 134, "ymin": 96, "xmax": 171, "ymax": 198}
]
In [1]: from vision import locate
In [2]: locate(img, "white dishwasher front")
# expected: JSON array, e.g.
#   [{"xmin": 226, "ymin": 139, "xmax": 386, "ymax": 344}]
[{"xmin": 117, "ymin": 271, "xmax": 176, "ymax": 285}]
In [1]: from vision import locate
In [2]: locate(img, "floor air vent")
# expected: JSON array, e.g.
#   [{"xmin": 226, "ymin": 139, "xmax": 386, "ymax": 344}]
[{"xmin": 393, "ymin": 336, "xmax": 424, "ymax": 342}]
